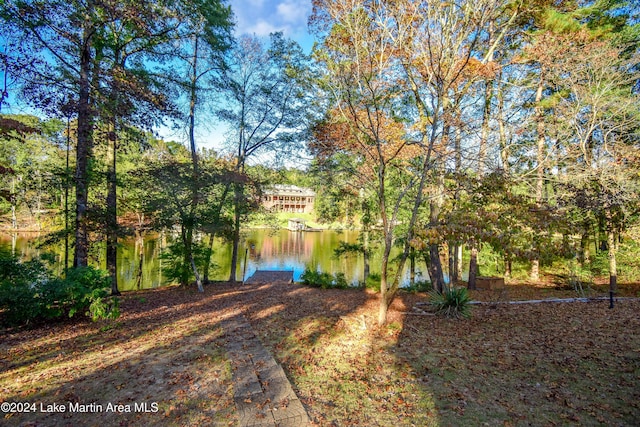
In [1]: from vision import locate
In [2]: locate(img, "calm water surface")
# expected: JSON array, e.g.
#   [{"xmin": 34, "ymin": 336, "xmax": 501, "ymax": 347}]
[{"xmin": 1, "ymin": 229, "xmax": 429, "ymax": 291}]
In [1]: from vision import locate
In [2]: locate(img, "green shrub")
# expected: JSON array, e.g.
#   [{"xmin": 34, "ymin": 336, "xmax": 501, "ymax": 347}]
[
  {"xmin": 0, "ymin": 249, "xmax": 50, "ymax": 324},
  {"xmin": 300, "ymin": 268, "xmax": 349, "ymax": 289},
  {"xmin": 403, "ymin": 280, "xmax": 431, "ymax": 293},
  {"xmin": 300, "ymin": 269, "xmax": 332, "ymax": 288},
  {"xmin": 364, "ymin": 273, "xmax": 381, "ymax": 291},
  {"xmin": 0, "ymin": 249, "xmax": 119, "ymax": 326},
  {"xmin": 159, "ymin": 240, "xmax": 211, "ymax": 285},
  {"xmin": 59, "ymin": 267, "xmax": 119, "ymax": 320},
  {"xmin": 429, "ymin": 287, "xmax": 472, "ymax": 319},
  {"xmin": 615, "ymin": 239, "xmax": 640, "ymax": 281},
  {"xmin": 333, "ymin": 272, "xmax": 348, "ymax": 289}
]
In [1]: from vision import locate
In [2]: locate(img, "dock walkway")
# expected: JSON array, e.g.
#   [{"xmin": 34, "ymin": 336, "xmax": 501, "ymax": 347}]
[
  {"xmin": 221, "ymin": 315, "xmax": 309, "ymax": 426},
  {"xmin": 244, "ymin": 270, "xmax": 294, "ymax": 285}
]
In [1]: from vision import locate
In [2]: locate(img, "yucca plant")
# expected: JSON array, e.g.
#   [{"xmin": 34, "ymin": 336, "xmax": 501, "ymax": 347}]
[{"xmin": 429, "ymin": 287, "xmax": 472, "ymax": 319}]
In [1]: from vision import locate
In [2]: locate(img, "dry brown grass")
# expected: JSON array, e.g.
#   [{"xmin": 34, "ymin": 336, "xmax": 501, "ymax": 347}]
[{"xmin": 2, "ymin": 280, "xmax": 639, "ymax": 426}]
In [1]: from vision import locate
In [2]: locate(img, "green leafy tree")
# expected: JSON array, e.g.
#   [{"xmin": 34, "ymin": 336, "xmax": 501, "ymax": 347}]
[
  {"xmin": 0, "ymin": 114, "xmax": 66, "ymax": 231},
  {"xmin": 132, "ymin": 147, "xmax": 242, "ymax": 287},
  {"xmin": 548, "ymin": 29, "xmax": 640, "ymax": 306},
  {"xmin": 217, "ymin": 32, "xmax": 312, "ymax": 282},
  {"xmin": 161, "ymin": 0, "xmax": 233, "ymax": 291},
  {"xmin": 311, "ymin": 0, "xmax": 511, "ymax": 323}
]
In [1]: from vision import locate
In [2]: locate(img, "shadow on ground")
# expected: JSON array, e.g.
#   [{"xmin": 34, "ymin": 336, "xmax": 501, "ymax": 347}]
[
  {"xmin": 1, "ymin": 282, "xmax": 373, "ymax": 426},
  {"xmin": 3, "ymin": 281, "xmax": 639, "ymax": 426}
]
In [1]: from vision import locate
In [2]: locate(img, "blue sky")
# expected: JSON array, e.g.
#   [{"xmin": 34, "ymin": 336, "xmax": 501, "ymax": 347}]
[
  {"xmin": 194, "ymin": 0, "xmax": 316, "ymax": 162},
  {"xmin": 0, "ymin": 0, "xmax": 316, "ymax": 163},
  {"xmin": 231, "ymin": 0, "xmax": 315, "ymax": 52}
]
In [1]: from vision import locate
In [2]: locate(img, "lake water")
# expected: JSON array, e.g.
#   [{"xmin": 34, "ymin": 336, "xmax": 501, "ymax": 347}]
[{"xmin": 0, "ymin": 229, "xmax": 430, "ymax": 291}]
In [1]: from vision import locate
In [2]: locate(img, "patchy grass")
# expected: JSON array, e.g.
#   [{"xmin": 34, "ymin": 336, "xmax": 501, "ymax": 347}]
[{"xmin": 2, "ymin": 281, "xmax": 640, "ymax": 426}]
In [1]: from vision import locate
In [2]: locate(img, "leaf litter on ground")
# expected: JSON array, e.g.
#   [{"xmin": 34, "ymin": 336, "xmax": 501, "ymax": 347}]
[{"xmin": 1, "ymin": 280, "xmax": 639, "ymax": 426}]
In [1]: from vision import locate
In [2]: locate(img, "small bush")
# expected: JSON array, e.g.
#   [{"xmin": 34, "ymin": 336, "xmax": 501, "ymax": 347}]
[
  {"xmin": 364, "ymin": 273, "xmax": 381, "ymax": 291},
  {"xmin": 404, "ymin": 280, "xmax": 431, "ymax": 293},
  {"xmin": 333, "ymin": 272, "xmax": 348, "ymax": 289},
  {"xmin": 159, "ymin": 240, "xmax": 211, "ymax": 285},
  {"xmin": 300, "ymin": 269, "xmax": 349, "ymax": 289},
  {"xmin": 300, "ymin": 269, "xmax": 326, "ymax": 287},
  {"xmin": 0, "ymin": 249, "xmax": 50, "ymax": 324},
  {"xmin": 60, "ymin": 267, "xmax": 119, "ymax": 320},
  {"xmin": 429, "ymin": 287, "xmax": 472, "ymax": 319},
  {"xmin": 0, "ymin": 249, "xmax": 119, "ymax": 326}
]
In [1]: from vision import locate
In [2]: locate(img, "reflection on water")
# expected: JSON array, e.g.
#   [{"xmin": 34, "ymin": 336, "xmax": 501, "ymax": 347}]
[
  {"xmin": 244, "ymin": 229, "xmax": 361, "ymax": 282},
  {"xmin": 0, "ymin": 229, "xmax": 430, "ymax": 291}
]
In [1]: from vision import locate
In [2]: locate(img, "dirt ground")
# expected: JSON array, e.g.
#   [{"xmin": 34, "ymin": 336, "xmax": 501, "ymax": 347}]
[{"xmin": 1, "ymin": 280, "xmax": 639, "ymax": 426}]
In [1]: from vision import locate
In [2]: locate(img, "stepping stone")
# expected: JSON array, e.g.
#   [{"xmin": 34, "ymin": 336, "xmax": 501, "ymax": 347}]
[
  {"xmin": 222, "ymin": 314, "xmax": 310, "ymax": 427},
  {"xmin": 271, "ymin": 399, "xmax": 308, "ymax": 426}
]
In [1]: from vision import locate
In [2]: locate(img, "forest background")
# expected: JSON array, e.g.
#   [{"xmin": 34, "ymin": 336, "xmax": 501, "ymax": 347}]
[{"xmin": 1, "ymin": 0, "xmax": 639, "ymax": 325}]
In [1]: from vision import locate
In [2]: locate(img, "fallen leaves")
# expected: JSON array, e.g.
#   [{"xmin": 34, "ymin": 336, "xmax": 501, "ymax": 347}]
[{"xmin": 1, "ymin": 281, "xmax": 639, "ymax": 426}]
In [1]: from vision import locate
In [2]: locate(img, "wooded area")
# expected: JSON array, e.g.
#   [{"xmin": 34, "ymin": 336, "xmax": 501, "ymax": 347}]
[{"xmin": 1, "ymin": 0, "xmax": 639, "ymax": 326}]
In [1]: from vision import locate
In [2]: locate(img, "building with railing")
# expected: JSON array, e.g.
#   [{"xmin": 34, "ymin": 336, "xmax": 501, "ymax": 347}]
[{"xmin": 262, "ymin": 185, "xmax": 315, "ymax": 214}]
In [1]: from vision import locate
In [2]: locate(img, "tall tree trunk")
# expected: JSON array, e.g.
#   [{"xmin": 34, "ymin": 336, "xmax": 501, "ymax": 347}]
[
  {"xmin": 186, "ymin": 34, "xmax": 203, "ymax": 292},
  {"xmin": 409, "ymin": 248, "xmax": 415, "ymax": 287},
  {"xmin": 478, "ymin": 79, "xmax": 493, "ymax": 174},
  {"xmin": 428, "ymin": 243, "xmax": 445, "ymax": 292},
  {"xmin": 0, "ymin": 43, "xmax": 8, "ymax": 113},
  {"xmin": 468, "ymin": 242, "xmax": 478, "ymax": 290},
  {"xmin": 378, "ymin": 232, "xmax": 393, "ymax": 326},
  {"xmin": 498, "ymin": 70, "xmax": 512, "ymax": 282},
  {"xmin": 106, "ymin": 117, "xmax": 119, "ymax": 295},
  {"xmin": 428, "ymin": 158, "xmax": 446, "ymax": 293},
  {"xmin": 471, "ymin": 62, "xmax": 494, "ymax": 288},
  {"xmin": 64, "ymin": 115, "xmax": 71, "ymax": 274},
  {"xmin": 428, "ymin": 200, "xmax": 445, "ymax": 292},
  {"xmin": 504, "ymin": 252, "xmax": 512, "ymax": 279},
  {"xmin": 135, "ymin": 230, "xmax": 144, "ymax": 290},
  {"xmin": 448, "ymin": 243, "xmax": 456, "ymax": 284},
  {"xmin": 180, "ymin": 225, "xmax": 190, "ymax": 285},
  {"xmin": 377, "ymin": 160, "xmax": 394, "ymax": 326},
  {"xmin": 580, "ymin": 226, "xmax": 591, "ymax": 265},
  {"xmin": 478, "ymin": 21, "xmax": 495, "ymax": 173},
  {"xmin": 449, "ymin": 243, "xmax": 462, "ymax": 284},
  {"xmin": 10, "ymin": 177, "xmax": 16, "ymax": 230},
  {"xmin": 497, "ymin": 70, "xmax": 509, "ymax": 174},
  {"xmin": 361, "ymin": 193, "xmax": 370, "ymax": 285},
  {"xmin": 363, "ymin": 229, "xmax": 370, "ymax": 284},
  {"xmin": 606, "ymin": 212, "xmax": 617, "ymax": 309},
  {"xmin": 203, "ymin": 231, "xmax": 215, "ymax": 284},
  {"xmin": 229, "ymin": 182, "xmax": 242, "ymax": 282},
  {"xmin": 452, "ymin": 114, "xmax": 463, "ymax": 286},
  {"xmin": 456, "ymin": 245, "xmax": 463, "ymax": 283},
  {"xmin": 531, "ymin": 69, "xmax": 546, "ymax": 281},
  {"xmin": 607, "ymin": 229, "xmax": 617, "ymax": 309},
  {"xmin": 598, "ymin": 218, "xmax": 608, "ymax": 252},
  {"xmin": 106, "ymin": 47, "xmax": 123, "ymax": 295},
  {"xmin": 73, "ymin": 16, "xmax": 94, "ymax": 268}
]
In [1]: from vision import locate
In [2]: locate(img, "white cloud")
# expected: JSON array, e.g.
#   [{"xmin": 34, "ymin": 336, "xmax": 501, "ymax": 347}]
[
  {"xmin": 230, "ymin": 0, "xmax": 314, "ymax": 44},
  {"xmin": 277, "ymin": 0, "xmax": 310, "ymax": 24},
  {"xmin": 246, "ymin": 19, "xmax": 286, "ymax": 36}
]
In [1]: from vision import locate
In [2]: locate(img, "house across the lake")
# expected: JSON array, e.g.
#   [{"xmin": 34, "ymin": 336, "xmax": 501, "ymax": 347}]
[{"xmin": 262, "ymin": 184, "xmax": 315, "ymax": 214}]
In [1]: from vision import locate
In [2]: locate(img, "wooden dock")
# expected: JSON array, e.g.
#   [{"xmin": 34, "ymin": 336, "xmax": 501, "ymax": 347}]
[{"xmin": 244, "ymin": 270, "xmax": 294, "ymax": 284}]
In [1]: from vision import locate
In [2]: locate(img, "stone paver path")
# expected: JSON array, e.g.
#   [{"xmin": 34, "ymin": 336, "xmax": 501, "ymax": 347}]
[{"xmin": 221, "ymin": 315, "xmax": 309, "ymax": 427}]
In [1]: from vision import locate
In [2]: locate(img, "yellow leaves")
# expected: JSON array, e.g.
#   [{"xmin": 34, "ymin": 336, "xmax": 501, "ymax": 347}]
[
  {"xmin": 412, "ymin": 228, "xmax": 442, "ymax": 247},
  {"xmin": 315, "ymin": 106, "xmax": 416, "ymax": 174},
  {"xmin": 409, "ymin": 237, "xmax": 426, "ymax": 251}
]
